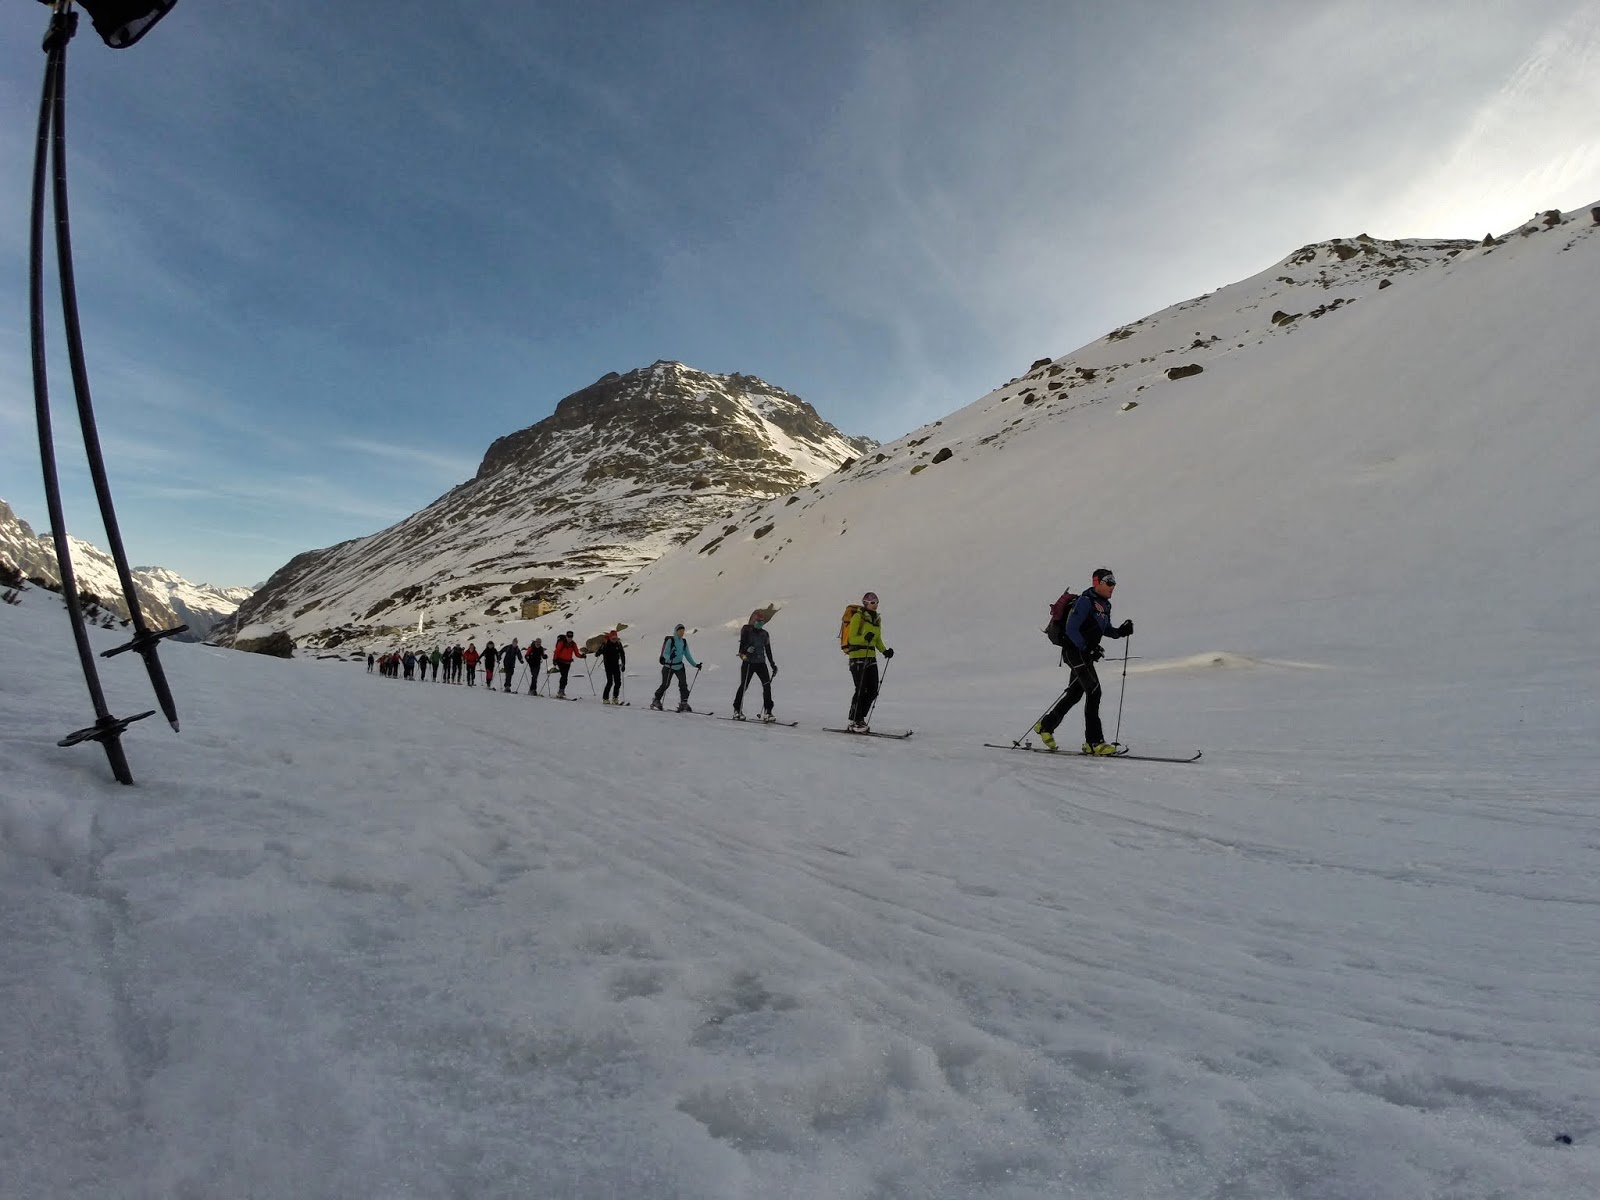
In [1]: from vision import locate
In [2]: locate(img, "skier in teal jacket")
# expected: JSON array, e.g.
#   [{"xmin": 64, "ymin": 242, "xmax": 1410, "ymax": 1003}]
[{"xmin": 650, "ymin": 624, "xmax": 701, "ymax": 711}]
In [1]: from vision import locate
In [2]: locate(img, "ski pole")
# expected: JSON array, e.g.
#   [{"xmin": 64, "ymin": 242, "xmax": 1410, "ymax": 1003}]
[
  {"xmin": 1014, "ymin": 685, "xmax": 1072, "ymax": 747},
  {"xmin": 44, "ymin": 12, "xmax": 186, "ymax": 734},
  {"xmin": 1111, "ymin": 635, "xmax": 1131, "ymax": 747},
  {"xmin": 863, "ymin": 659, "xmax": 891, "ymax": 725},
  {"xmin": 26, "ymin": 13, "xmax": 151, "ymax": 783},
  {"xmin": 685, "ymin": 664, "xmax": 702, "ymax": 700},
  {"xmin": 587, "ymin": 659, "xmax": 597, "ymax": 695}
]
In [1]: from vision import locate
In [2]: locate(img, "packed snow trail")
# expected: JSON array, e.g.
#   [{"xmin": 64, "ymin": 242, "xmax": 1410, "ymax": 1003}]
[{"xmin": 4, "ymin": 598, "xmax": 1597, "ymax": 1198}]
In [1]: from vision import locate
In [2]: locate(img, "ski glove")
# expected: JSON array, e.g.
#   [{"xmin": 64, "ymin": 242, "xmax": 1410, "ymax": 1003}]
[
  {"xmin": 1089, "ymin": 645, "xmax": 1105, "ymax": 661},
  {"xmin": 1118, "ymin": 619, "xmax": 1134, "ymax": 636},
  {"xmin": 771, "ymin": 666, "xmax": 779, "ymax": 679},
  {"xmin": 659, "ymin": 655, "xmax": 667, "ymax": 665},
  {"xmin": 883, "ymin": 647, "xmax": 895, "ymax": 659}
]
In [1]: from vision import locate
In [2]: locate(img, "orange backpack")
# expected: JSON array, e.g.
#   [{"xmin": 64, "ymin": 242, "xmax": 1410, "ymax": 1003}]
[{"xmin": 839, "ymin": 604, "xmax": 861, "ymax": 653}]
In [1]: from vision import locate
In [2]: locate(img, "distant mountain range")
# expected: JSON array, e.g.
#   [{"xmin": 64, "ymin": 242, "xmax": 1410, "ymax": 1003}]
[
  {"xmin": 0, "ymin": 499, "xmax": 252, "ymax": 640},
  {"xmin": 215, "ymin": 362, "xmax": 874, "ymax": 650}
]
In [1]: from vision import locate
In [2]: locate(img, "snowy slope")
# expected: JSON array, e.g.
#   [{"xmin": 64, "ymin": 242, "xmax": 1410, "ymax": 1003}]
[
  {"xmin": 3, "ymin": 574, "xmax": 1596, "ymax": 1198},
  {"xmin": 554, "ymin": 208, "xmax": 1599, "ymax": 710}
]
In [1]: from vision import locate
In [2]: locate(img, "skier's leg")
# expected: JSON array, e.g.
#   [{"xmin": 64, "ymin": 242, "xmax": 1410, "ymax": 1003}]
[
  {"xmin": 1079, "ymin": 662, "xmax": 1106, "ymax": 745},
  {"xmin": 859, "ymin": 660, "xmax": 879, "ymax": 716}
]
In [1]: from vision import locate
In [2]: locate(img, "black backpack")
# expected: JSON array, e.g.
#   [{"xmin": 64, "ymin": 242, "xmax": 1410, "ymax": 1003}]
[{"xmin": 1044, "ymin": 589, "xmax": 1078, "ymax": 647}]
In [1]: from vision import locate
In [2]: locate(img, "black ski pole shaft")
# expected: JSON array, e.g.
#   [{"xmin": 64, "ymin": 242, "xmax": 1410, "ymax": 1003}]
[
  {"xmin": 686, "ymin": 664, "xmax": 701, "ymax": 698},
  {"xmin": 46, "ymin": 20, "xmax": 184, "ymax": 731},
  {"xmin": 1112, "ymin": 635, "xmax": 1131, "ymax": 747},
  {"xmin": 863, "ymin": 658, "xmax": 890, "ymax": 724},
  {"xmin": 1015, "ymin": 684, "xmax": 1072, "ymax": 746},
  {"xmin": 28, "ymin": 18, "xmax": 148, "ymax": 783}
]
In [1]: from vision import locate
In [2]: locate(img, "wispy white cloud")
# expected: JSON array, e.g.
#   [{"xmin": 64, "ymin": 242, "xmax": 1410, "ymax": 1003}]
[
  {"xmin": 1376, "ymin": 6, "xmax": 1600, "ymax": 235},
  {"xmin": 334, "ymin": 438, "xmax": 477, "ymax": 480}
]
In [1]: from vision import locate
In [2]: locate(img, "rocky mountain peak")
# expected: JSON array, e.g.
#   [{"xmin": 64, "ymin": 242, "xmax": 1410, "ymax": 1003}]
[
  {"xmin": 218, "ymin": 363, "xmax": 871, "ymax": 651},
  {"xmin": 477, "ymin": 361, "xmax": 870, "ymax": 481}
]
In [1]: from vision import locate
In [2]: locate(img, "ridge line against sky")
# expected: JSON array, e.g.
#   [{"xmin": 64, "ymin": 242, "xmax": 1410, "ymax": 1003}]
[{"xmin": 2, "ymin": 0, "xmax": 1598, "ymax": 588}]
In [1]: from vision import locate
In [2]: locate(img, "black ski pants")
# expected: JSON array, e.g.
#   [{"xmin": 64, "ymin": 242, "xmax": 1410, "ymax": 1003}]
[
  {"xmin": 603, "ymin": 661, "xmax": 623, "ymax": 700},
  {"xmin": 653, "ymin": 665, "xmax": 690, "ymax": 705},
  {"xmin": 1040, "ymin": 644, "xmax": 1104, "ymax": 745},
  {"xmin": 848, "ymin": 657, "xmax": 880, "ymax": 724},
  {"xmin": 734, "ymin": 660, "xmax": 772, "ymax": 714},
  {"xmin": 556, "ymin": 660, "xmax": 573, "ymax": 693}
]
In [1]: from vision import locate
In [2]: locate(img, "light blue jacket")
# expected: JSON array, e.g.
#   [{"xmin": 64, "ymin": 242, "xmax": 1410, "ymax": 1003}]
[{"xmin": 660, "ymin": 634, "xmax": 699, "ymax": 669}]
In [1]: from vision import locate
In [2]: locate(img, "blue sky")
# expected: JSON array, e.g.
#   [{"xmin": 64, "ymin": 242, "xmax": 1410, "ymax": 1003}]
[{"xmin": 3, "ymin": 0, "xmax": 1597, "ymax": 587}]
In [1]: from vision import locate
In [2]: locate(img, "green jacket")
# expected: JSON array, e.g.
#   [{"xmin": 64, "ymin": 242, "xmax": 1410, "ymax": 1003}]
[{"xmin": 845, "ymin": 608, "xmax": 891, "ymax": 660}]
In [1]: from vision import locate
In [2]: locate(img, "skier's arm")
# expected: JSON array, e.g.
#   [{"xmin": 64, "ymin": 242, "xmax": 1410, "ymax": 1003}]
[
  {"xmin": 683, "ymin": 640, "xmax": 699, "ymax": 669},
  {"xmin": 1065, "ymin": 593, "xmax": 1098, "ymax": 650}
]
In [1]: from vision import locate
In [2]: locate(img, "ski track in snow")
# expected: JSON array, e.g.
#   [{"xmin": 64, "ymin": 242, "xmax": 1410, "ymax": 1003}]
[{"xmin": 3, "ymin": 595, "xmax": 1598, "ymax": 1199}]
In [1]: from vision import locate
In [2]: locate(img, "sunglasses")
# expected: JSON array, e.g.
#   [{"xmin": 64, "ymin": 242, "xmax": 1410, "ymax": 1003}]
[
  {"xmin": 864, "ymin": 596, "xmax": 879, "ymax": 605},
  {"xmin": 1099, "ymin": 576, "xmax": 1117, "ymax": 587}
]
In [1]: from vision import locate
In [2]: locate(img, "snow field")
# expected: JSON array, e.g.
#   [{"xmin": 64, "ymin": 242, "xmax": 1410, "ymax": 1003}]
[{"xmin": 4, "ymin": 592, "xmax": 1598, "ymax": 1198}]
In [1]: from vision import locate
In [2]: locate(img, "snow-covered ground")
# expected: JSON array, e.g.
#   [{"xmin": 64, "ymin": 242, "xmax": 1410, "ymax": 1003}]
[{"xmin": 3, "ymin": 585, "xmax": 1596, "ymax": 1199}]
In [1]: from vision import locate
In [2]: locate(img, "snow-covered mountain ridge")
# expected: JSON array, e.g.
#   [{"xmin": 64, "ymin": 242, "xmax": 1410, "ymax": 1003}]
[
  {"xmin": 545, "ymin": 205, "xmax": 1598, "ymax": 688},
  {"xmin": 216, "ymin": 363, "xmax": 872, "ymax": 649},
  {"xmin": 0, "ymin": 499, "xmax": 251, "ymax": 640}
]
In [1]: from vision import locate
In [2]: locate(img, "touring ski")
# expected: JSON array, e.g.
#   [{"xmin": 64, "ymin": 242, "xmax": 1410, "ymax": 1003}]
[
  {"xmin": 984, "ymin": 743, "xmax": 1201, "ymax": 763},
  {"xmin": 720, "ymin": 716, "xmax": 798, "ymax": 726},
  {"xmin": 824, "ymin": 727, "xmax": 914, "ymax": 740}
]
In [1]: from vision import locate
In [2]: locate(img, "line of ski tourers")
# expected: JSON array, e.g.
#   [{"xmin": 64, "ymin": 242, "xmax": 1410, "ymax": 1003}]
[{"xmin": 364, "ymin": 574, "xmax": 1200, "ymax": 761}]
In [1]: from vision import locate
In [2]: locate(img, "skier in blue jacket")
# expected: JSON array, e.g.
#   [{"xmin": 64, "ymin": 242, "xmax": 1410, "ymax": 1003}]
[
  {"xmin": 650, "ymin": 624, "xmax": 701, "ymax": 711},
  {"xmin": 1034, "ymin": 567, "xmax": 1133, "ymax": 754}
]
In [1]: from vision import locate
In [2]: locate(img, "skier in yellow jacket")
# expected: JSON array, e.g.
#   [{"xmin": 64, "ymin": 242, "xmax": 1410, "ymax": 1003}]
[{"xmin": 844, "ymin": 591, "xmax": 895, "ymax": 732}]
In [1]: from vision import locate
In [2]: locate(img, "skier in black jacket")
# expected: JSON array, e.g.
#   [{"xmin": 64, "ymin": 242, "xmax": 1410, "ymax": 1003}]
[
  {"xmin": 598, "ymin": 630, "xmax": 627, "ymax": 704},
  {"xmin": 732, "ymin": 609, "xmax": 778, "ymax": 720},
  {"xmin": 500, "ymin": 640, "xmax": 520, "ymax": 692},
  {"xmin": 524, "ymin": 639, "xmax": 547, "ymax": 695},
  {"xmin": 1034, "ymin": 567, "xmax": 1133, "ymax": 755}
]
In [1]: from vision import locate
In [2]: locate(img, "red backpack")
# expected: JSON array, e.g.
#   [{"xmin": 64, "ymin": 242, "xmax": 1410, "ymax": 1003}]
[{"xmin": 1044, "ymin": 590, "xmax": 1078, "ymax": 647}]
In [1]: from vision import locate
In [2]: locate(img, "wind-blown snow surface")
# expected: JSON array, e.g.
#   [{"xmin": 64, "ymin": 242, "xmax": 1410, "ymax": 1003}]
[{"xmin": 3, "ymin": 584, "xmax": 1598, "ymax": 1198}]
